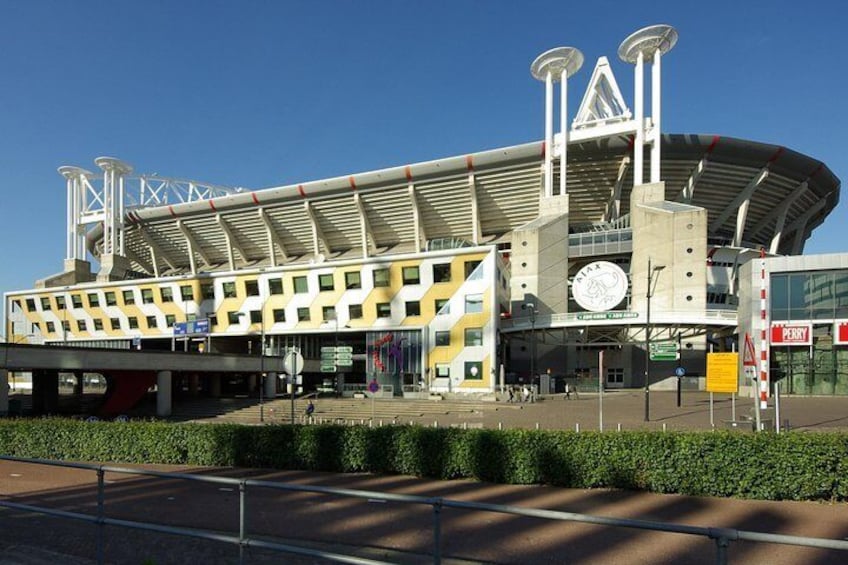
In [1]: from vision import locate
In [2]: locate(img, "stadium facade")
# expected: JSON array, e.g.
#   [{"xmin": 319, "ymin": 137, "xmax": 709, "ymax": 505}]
[{"xmin": 3, "ymin": 26, "xmax": 845, "ymax": 405}]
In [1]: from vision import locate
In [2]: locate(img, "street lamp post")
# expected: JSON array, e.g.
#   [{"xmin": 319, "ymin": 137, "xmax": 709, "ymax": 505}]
[
  {"xmin": 237, "ymin": 309, "xmax": 266, "ymax": 423},
  {"xmin": 644, "ymin": 258, "xmax": 666, "ymax": 422},
  {"xmin": 522, "ymin": 302, "xmax": 537, "ymax": 385}
]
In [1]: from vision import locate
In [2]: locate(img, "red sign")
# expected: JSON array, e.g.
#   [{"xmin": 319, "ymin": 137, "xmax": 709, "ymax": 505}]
[
  {"xmin": 770, "ymin": 322, "xmax": 812, "ymax": 346},
  {"xmin": 835, "ymin": 321, "xmax": 848, "ymax": 345}
]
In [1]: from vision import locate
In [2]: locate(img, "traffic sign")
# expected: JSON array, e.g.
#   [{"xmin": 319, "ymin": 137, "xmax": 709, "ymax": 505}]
[
  {"xmin": 650, "ymin": 341, "xmax": 679, "ymax": 353},
  {"xmin": 282, "ymin": 350, "xmax": 304, "ymax": 376},
  {"xmin": 367, "ymin": 380, "xmax": 380, "ymax": 393},
  {"xmin": 320, "ymin": 363, "xmax": 337, "ymax": 373},
  {"xmin": 650, "ymin": 352, "xmax": 680, "ymax": 361},
  {"xmin": 675, "ymin": 366, "xmax": 686, "ymax": 377}
]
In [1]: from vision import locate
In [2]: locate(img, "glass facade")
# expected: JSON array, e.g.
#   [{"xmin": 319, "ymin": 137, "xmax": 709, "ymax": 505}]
[{"xmin": 770, "ymin": 270, "xmax": 848, "ymax": 395}]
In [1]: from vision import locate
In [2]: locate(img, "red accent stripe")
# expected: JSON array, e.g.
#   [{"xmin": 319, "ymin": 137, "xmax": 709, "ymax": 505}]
[
  {"xmin": 540, "ymin": 141, "xmax": 546, "ymax": 158},
  {"xmin": 404, "ymin": 165, "xmax": 413, "ymax": 182},
  {"xmin": 168, "ymin": 205, "xmax": 178, "ymax": 218},
  {"xmin": 348, "ymin": 176, "xmax": 357, "ymax": 190},
  {"xmin": 760, "ymin": 289, "xmax": 766, "ymax": 299},
  {"xmin": 298, "ymin": 184, "xmax": 306, "ymax": 197},
  {"xmin": 761, "ymin": 352, "xmax": 767, "ymax": 360},
  {"xmin": 626, "ymin": 135, "xmax": 635, "ymax": 150},
  {"xmin": 808, "ymin": 163, "xmax": 824, "ymax": 179},
  {"xmin": 761, "ymin": 311, "xmax": 766, "ymax": 320},
  {"xmin": 706, "ymin": 135, "xmax": 720, "ymax": 154},
  {"xmin": 767, "ymin": 147, "xmax": 784, "ymax": 163},
  {"xmin": 251, "ymin": 192, "xmax": 260, "ymax": 205},
  {"xmin": 465, "ymin": 155, "xmax": 474, "ymax": 172},
  {"xmin": 208, "ymin": 199, "xmax": 217, "ymax": 211}
]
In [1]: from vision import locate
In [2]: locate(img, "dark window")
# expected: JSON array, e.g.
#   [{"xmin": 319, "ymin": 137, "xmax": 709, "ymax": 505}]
[
  {"xmin": 297, "ymin": 307, "xmax": 311, "ymax": 322},
  {"xmin": 71, "ymin": 294, "xmax": 83, "ymax": 308},
  {"xmin": 322, "ymin": 306, "xmax": 337, "ymax": 321},
  {"xmin": 345, "ymin": 271, "xmax": 362, "ymax": 289},
  {"xmin": 160, "ymin": 287, "xmax": 174, "ymax": 303},
  {"xmin": 273, "ymin": 309, "xmax": 286, "ymax": 323},
  {"xmin": 227, "ymin": 311, "xmax": 242, "ymax": 325},
  {"xmin": 435, "ymin": 364, "xmax": 450, "ymax": 378},
  {"xmin": 128, "ymin": 317, "xmax": 139, "ymax": 329},
  {"xmin": 40, "ymin": 297, "xmax": 51, "ymax": 310},
  {"xmin": 222, "ymin": 282, "xmax": 237, "ymax": 298},
  {"xmin": 464, "ymin": 327, "xmax": 483, "ymax": 346},
  {"xmin": 109, "ymin": 318, "xmax": 120, "ymax": 331},
  {"xmin": 435, "ymin": 299, "xmax": 450, "ymax": 315},
  {"xmin": 376, "ymin": 303, "xmax": 391, "ymax": 318},
  {"xmin": 105, "ymin": 292, "xmax": 117, "ymax": 306},
  {"xmin": 180, "ymin": 285, "xmax": 194, "ymax": 301},
  {"xmin": 25, "ymin": 298, "xmax": 36, "ymax": 311},
  {"xmin": 77, "ymin": 320, "xmax": 87, "ymax": 332},
  {"xmin": 245, "ymin": 280, "xmax": 260, "ymax": 296},
  {"xmin": 464, "ymin": 260, "xmax": 482, "ymax": 280},
  {"xmin": 348, "ymin": 304, "xmax": 363, "ymax": 319},
  {"xmin": 141, "ymin": 289, "xmax": 154, "ymax": 304},
  {"xmin": 435, "ymin": 331, "xmax": 450, "ymax": 346},
  {"xmin": 405, "ymin": 301, "xmax": 421, "ymax": 317},
  {"xmin": 56, "ymin": 296, "xmax": 66, "ymax": 310},
  {"xmin": 146, "ymin": 316, "xmax": 158, "ymax": 329},
  {"xmin": 319, "ymin": 274, "xmax": 335, "ymax": 291},
  {"xmin": 294, "ymin": 276, "xmax": 309, "ymax": 294},
  {"xmin": 165, "ymin": 314, "xmax": 176, "ymax": 328},
  {"xmin": 46, "ymin": 321, "xmax": 56, "ymax": 333},
  {"xmin": 433, "ymin": 263, "xmax": 452, "ymax": 283},
  {"xmin": 373, "ymin": 268, "xmax": 390, "ymax": 288},
  {"xmin": 201, "ymin": 284, "xmax": 214, "ymax": 300},
  {"xmin": 93, "ymin": 319, "xmax": 104, "ymax": 331},
  {"xmin": 250, "ymin": 310, "xmax": 262, "ymax": 324},
  {"xmin": 87, "ymin": 293, "xmax": 99, "ymax": 307},
  {"xmin": 402, "ymin": 266, "xmax": 420, "ymax": 285},
  {"xmin": 123, "ymin": 290, "xmax": 135, "ymax": 305},
  {"xmin": 269, "ymin": 278, "xmax": 283, "ymax": 295}
]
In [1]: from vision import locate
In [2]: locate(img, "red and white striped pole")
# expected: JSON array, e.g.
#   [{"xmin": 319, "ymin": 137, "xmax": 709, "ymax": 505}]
[{"xmin": 759, "ymin": 248, "xmax": 769, "ymax": 410}]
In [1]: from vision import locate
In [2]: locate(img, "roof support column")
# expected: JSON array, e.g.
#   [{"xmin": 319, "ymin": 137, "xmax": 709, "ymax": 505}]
[
  {"xmin": 408, "ymin": 184, "xmax": 426, "ymax": 252},
  {"xmin": 650, "ymin": 48, "xmax": 662, "ymax": 183},
  {"xmin": 634, "ymin": 51, "xmax": 644, "ymax": 186}
]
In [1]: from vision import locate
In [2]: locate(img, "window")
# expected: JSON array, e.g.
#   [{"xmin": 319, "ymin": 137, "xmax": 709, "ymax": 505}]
[
  {"xmin": 25, "ymin": 298, "xmax": 36, "ymax": 311},
  {"xmin": 227, "ymin": 311, "xmax": 242, "ymax": 325},
  {"xmin": 109, "ymin": 318, "xmax": 120, "ymax": 331},
  {"xmin": 87, "ymin": 293, "xmax": 100, "ymax": 307},
  {"xmin": 160, "ymin": 287, "xmax": 174, "ymax": 303},
  {"xmin": 322, "ymin": 306, "xmax": 337, "ymax": 321},
  {"xmin": 373, "ymin": 268, "xmax": 390, "ymax": 288},
  {"xmin": 77, "ymin": 320, "xmax": 87, "ymax": 332},
  {"xmin": 40, "ymin": 297, "xmax": 51, "ymax": 310},
  {"xmin": 345, "ymin": 271, "xmax": 362, "ymax": 289},
  {"xmin": 464, "ymin": 260, "xmax": 482, "ymax": 280},
  {"xmin": 607, "ymin": 367, "xmax": 624, "ymax": 386},
  {"xmin": 402, "ymin": 266, "xmax": 420, "ymax": 285},
  {"xmin": 105, "ymin": 292, "xmax": 117, "ymax": 306},
  {"xmin": 146, "ymin": 316, "xmax": 158, "ymax": 329},
  {"xmin": 71, "ymin": 294, "xmax": 83, "ymax": 308},
  {"xmin": 56, "ymin": 296, "xmax": 66, "ymax": 310},
  {"xmin": 297, "ymin": 307, "xmax": 311, "ymax": 322},
  {"xmin": 46, "ymin": 321, "xmax": 55, "ymax": 333},
  {"xmin": 245, "ymin": 280, "xmax": 260, "ymax": 296},
  {"xmin": 405, "ymin": 301, "xmax": 421, "ymax": 317},
  {"xmin": 464, "ymin": 327, "xmax": 483, "ymax": 346},
  {"xmin": 348, "ymin": 304, "xmax": 363, "ymax": 319},
  {"xmin": 293, "ymin": 276, "xmax": 309, "ymax": 294},
  {"xmin": 435, "ymin": 299, "xmax": 450, "ymax": 315},
  {"xmin": 201, "ymin": 284, "xmax": 214, "ymax": 300},
  {"xmin": 376, "ymin": 302, "xmax": 391, "ymax": 318},
  {"xmin": 433, "ymin": 263, "xmax": 452, "ymax": 283},
  {"xmin": 141, "ymin": 289, "xmax": 154, "ymax": 304},
  {"xmin": 222, "ymin": 282, "xmax": 237, "ymax": 298},
  {"xmin": 465, "ymin": 294, "xmax": 483, "ymax": 314},
  {"xmin": 250, "ymin": 310, "xmax": 262, "ymax": 324},
  {"xmin": 435, "ymin": 364, "xmax": 450, "ymax": 378},
  {"xmin": 165, "ymin": 314, "xmax": 176, "ymax": 328},
  {"xmin": 435, "ymin": 331, "xmax": 450, "ymax": 346},
  {"xmin": 319, "ymin": 274, "xmax": 335, "ymax": 291},
  {"xmin": 269, "ymin": 278, "xmax": 284, "ymax": 295},
  {"xmin": 123, "ymin": 290, "xmax": 135, "ymax": 305},
  {"xmin": 93, "ymin": 319, "xmax": 104, "ymax": 331},
  {"xmin": 128, "ymin": 317, "xmax": 139, "ymax": 330},
  {"xmin": 464, "ymin": 361, "xmax": 483, "ymax": 380},
  {"xmin": 180, "ymin": 285, "xmax": 194, "ymax": 301},
  {"xmin": 273, "ymin": 309, "xmax": 286, "ymax": 323},
  {"xmin": 208, "ymin": 314, "xmax": 218, "ymax": 326}
]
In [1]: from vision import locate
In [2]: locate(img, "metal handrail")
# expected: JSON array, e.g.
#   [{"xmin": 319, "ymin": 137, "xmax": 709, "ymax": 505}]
[{"xmin": 1, "ymin": 455, "xmax": 847, "ymax": 564}]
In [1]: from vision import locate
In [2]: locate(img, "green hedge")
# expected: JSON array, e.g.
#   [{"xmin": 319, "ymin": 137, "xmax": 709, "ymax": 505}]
[{"xmin": 1, "ymin": 419, "xmax": 846, "ymax": 501}]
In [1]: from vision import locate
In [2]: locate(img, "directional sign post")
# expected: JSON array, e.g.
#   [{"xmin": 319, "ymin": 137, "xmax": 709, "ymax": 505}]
[{"xmin": 650, "ymin": 341, "xmax": 680, "ymax": 361}]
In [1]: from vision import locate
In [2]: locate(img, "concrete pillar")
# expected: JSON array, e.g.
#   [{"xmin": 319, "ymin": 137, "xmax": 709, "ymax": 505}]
[
  {"xmin": 157, "ymin": 370, "xmax": 172, "ymax": 417},
  {"xmin": 248, "ymin": 374, "xmax": 257, "ymax": 393},
  {"xmin": 188, "ymin": 374, "xmax": 200, "ymax": 396},
  {"xmin": 0, "ymin": 370, "xmax": 8, "ymax": 415},
  {"xmin": 265, "ymin": 371, "xmax": 277, "ymax": 398},
  {"xmin": 209, "ymin": 374, "xmax": 222, "ymax": 397}
]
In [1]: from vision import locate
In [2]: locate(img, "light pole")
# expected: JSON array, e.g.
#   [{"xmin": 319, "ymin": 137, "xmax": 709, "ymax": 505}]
[
  {"xmin": 522, "ymin": 302, "xmax": 537, "ymax": 385},
  {"xmin": 237, "ymin": 308, "xmax": 266, "ymax": 423},
  {"xmin": 644, "ymin": 258, "xmax": 666, "ymax": 422}
]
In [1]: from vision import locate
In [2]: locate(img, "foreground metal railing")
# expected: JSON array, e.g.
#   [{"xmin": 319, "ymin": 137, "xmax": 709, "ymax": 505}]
[{"xmin": 1, "ymin": 455, "xmax": 847, "ymax": 564}]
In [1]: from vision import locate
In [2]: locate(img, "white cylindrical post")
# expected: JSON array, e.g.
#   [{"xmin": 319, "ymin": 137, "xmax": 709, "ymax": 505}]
[
  {"xmin": 265, "ymin": 371, "xmax": 277, "ymax": 399},
  {"xmin": 651, "ymin": 49, "xmax": 662, "ymax": 183},
  {"xmin": 559, "ymin": 72, "xmax": 568, "ymax": 196},
  {"xmin": 634, "ymin": 52, "xmax": 644, "ymax": 186},
  {"xmin": 66, "ymin": 177, "xmax": 74, "ymax": 260},
  {"xmin": 156, "ymin": 370, "xmax": 173, "ymax": 417},
  {"xmin": 545, "ymin": 70, "xmax": 554, "ymax": 198}
]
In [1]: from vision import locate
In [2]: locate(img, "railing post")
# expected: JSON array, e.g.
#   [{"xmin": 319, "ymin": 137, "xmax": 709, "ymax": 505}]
[
  {"xmin": 96, "ymin": 467, "xmax": 105, "ymax": 565},
  {"xmin": 714, "ymin": 535, "xmax": 729, "ymax": 565},
  {"xmin": 239, "ymin": 480, "xmax": 247, "ymax": 565},
  {"xmin": 432, "ymin": 498, "xmax": 443, "ymax": 565}
]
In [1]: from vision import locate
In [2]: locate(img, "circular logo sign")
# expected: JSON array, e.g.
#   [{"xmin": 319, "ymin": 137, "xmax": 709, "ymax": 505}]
[{"xmin": 572, "ymin": 261, "xmax": 628, "ymax": 312}]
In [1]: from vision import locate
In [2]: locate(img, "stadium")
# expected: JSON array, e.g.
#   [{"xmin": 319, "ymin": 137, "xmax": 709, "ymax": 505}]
[{"xmin": 2, "ymin": 25, "xmax": 844, "ymax": 414}]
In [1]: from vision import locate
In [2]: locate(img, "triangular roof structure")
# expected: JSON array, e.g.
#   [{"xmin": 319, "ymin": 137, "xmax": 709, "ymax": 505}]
[{"xmin": 572, "ymin": 56, "xmax": 632, "ymax": 130}]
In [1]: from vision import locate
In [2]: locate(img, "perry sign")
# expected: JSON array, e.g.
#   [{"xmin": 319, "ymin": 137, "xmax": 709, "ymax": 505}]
[
  {"xmin": 770, "ymin": 322, "xmax": 813, "ymax": 346},
  {"xmin": 835, "ymin": 321, "xmax": 848, "ymax": 345}
]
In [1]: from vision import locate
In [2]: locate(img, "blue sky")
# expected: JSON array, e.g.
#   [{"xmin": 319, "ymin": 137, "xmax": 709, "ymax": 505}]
[{"xmin": 1, "ymin": 1, "xmax": 846, "ymax": 302}]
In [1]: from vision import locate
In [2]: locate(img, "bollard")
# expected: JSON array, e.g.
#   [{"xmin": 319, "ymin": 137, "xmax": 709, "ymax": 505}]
[
  {"xmin": 463, "ymin": 422, "xmax": 467, "ymax": 430},
  {"xmin": 662, "ymin": 423, "xmax": 667, "ymax": 432},
  {"xmin": 575, "ymin": 423, "xmax": 580, "ymax": 433},
  {"xmin": 617, "ymin": 423, "xmax": 622, "ymax": 432},
  {"xmin": 434, "ymin": 421, "xmax": 438, "ymax": 428},
  {"xmin": 535, "ymin": 422, "xmax": 540, "ymax": 430},
  {"xmin": 498, "ymin": 422, "xmax": 503, "ymax": 430}
]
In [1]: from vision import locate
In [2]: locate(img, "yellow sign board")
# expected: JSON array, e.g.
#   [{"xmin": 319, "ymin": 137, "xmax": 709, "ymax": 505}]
[{"xmin": 706, "ymin": 352, "xmax": 739, "ymax": 393}]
